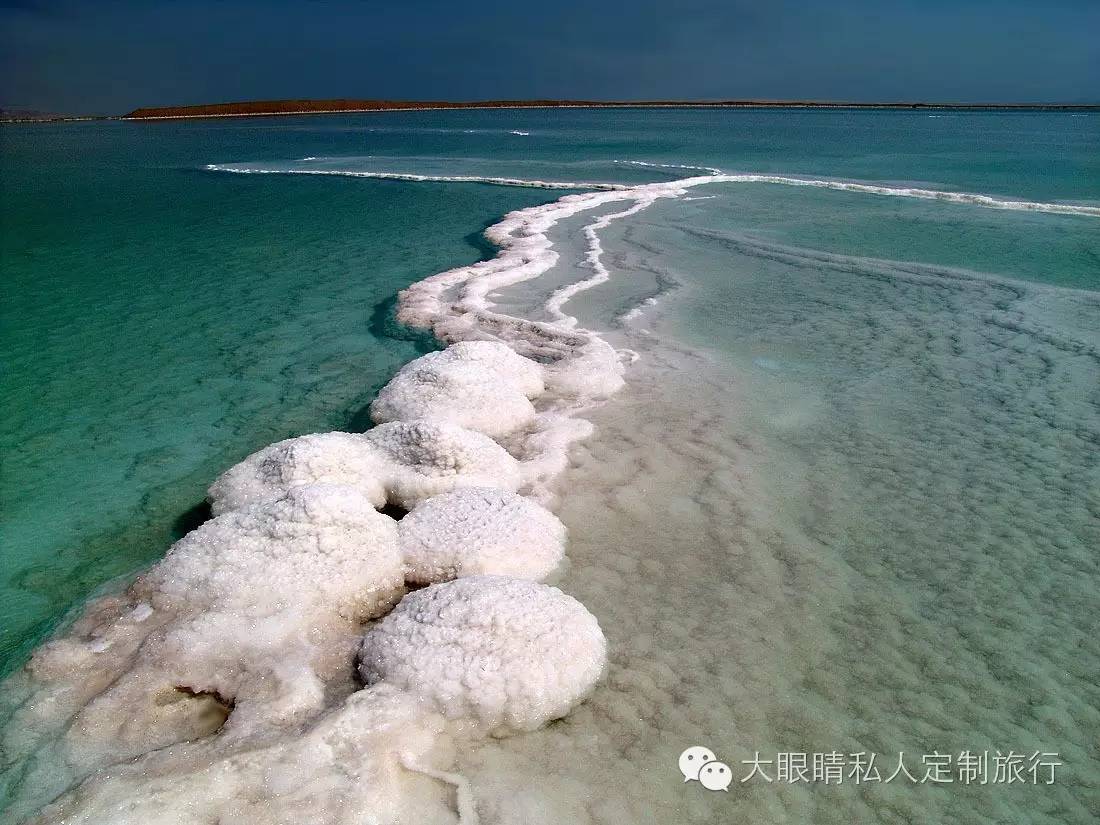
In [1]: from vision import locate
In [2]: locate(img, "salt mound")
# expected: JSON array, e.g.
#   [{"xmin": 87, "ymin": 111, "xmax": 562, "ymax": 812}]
[
  {"xmin": 23, "ymin": 484, "xmax": 403, "ymax": 791},
  {"xmin": 371, "ymin": 359, "xmax": 535, "ymax": 437},
  {"xmin": 359, "ymin": 576, "xmax": 606, "ymax": 733},
  {"xmin": 207, "ymin": 431, "xmax": 385, "ymax": 516},
  {"xmin": 399, "ymin": 488, "xmax": 566, "ymax": 583},
  {"xmin": 371, "ymin": 341, "xmax": 544, "ymax": 437},
  {"xmin": 147, "ymin": 483, "xmax": 401, "ymax": 619},
  {"xmin": 541, "ymin": 335, "xmax": 625, "ymax": 399},
  {"xmin": 364, "ymin": 420, "xmax": 523, "ymax": 508},
  {"xmin": 30, "ymin": 687, "xmax": 456, "ymax": 825},
  {"xmin": 209, "ymin": 421, "xmax": 523, "ymax": 516},
  {"xmin": 435, "ymin": 340, "xmax": 545, "ymax": 396}
]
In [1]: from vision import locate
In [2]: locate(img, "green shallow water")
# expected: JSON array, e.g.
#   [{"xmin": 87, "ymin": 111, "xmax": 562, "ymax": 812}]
[{"xmin": 0, "ymin": 121, "xmax": 560, "ymax": 674}]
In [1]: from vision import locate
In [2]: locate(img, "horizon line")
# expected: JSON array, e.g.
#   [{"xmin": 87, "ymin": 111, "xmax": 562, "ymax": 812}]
[{"xmin": 4, "ymin": 97, "xmax": 1100, "ymax": 123}]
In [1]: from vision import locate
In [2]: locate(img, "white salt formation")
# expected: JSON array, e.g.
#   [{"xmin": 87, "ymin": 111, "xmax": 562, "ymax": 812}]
[
  {"xmin": 5, "ymin": 484, "xmax": 403, "ymax": 809},
  {"xmin": 420, "ymin": 340, "xmax": 546, "ymax": 396},
  {"xmin": 207, "ymin": 431, "xmax": 385, "ymax": 515},
  {"xmin": 30, "ymin": 686, "xmax": 459, "ymax": 825},
  {"xmin": 109, "ymin": 484, "xmax": 403, "ymax": 736},
  {"xmin": 208, "ymin": 419, "xmax": 522, "ymax": 515},
  {"xmin": 399, "ymin": 487, "xmax": 566, "ymax": 583},
  {"xmin": 363, "ymin": 420, "xmax": 523, "ymax": 508},
  {"xmin": 371, "ymin": 341, "xmax": 544, "ymax": 437},
  {"xmin": 359, "ymin": 576, "xmax": 607, "ymax": 734}
]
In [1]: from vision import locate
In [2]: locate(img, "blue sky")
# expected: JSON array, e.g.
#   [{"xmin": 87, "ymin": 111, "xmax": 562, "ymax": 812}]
[{"xmin": 2, "ymin": 0, "xmax": 1098, "ymax": 113}]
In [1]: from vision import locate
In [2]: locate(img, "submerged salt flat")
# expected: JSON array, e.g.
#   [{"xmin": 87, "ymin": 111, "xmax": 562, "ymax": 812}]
[{"xmin": 459, "ymin": 194, "xmax": 1098, "ymax": 824}]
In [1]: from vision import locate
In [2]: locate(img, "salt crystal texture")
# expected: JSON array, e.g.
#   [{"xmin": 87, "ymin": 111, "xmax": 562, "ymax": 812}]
[
  {"xmin": 399, "ymin": 487, "xmax": 566, "ymax": 583},
  {"xmin": 359, "ymin": 576, "xmax": 607, "ymax": 734},
  {"xmin": 371, "ymin": 342, "xmax": 544, "ymax": 438}
]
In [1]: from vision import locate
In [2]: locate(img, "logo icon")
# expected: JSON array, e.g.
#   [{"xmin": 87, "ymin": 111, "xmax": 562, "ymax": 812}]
[
  {"xmin": 698, "ymin": 760, "xmax": 733, "ymax": 792},
  {"xmin": 679, "ymin": 746, "xmax": 729, "ymax": 790}
]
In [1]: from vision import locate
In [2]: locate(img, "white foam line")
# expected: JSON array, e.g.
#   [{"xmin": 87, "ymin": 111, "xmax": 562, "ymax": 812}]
[
  {"xmin": 206, "ymin": 162, "xmax": 1100, "ymax": 217},
  {"xmin": 397, "ymin": 180, "xmax": 692, "ymax": 333},
  {"xmin": 203, "ymin": 163, "xmax": 626, "ymax": 191},
  {"xmin": 608, "ymin": 171, "xmax": 1100, "ymax": 218},
  {"xmin": 613, "ymin": 159, "xmax": 724, "ymax": 176},
  {"xmin": 710, "ymin": 173, "xmax": 1100, "ymax": 217}
]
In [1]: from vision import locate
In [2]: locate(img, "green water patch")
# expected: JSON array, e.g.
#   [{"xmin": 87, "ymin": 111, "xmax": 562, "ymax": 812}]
[{"xmin": 1, "ymin": 124, "xmax": 558, "ymax": 675}]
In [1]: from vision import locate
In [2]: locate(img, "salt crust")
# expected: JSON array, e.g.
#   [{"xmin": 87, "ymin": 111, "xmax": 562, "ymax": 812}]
[
  {"xmin": 360, "ymin": 576, "xmax": 607, "ymax": 734},
  {"xmin": 208, "ymin": 420, "xmax": 523, "ymax": 515},
  {"xmin": 13, "ymin": 484, "xmax": 402, "ymax": 793},
  {"xmin": 399, "ymin": 487, "xmax": 566, "ymax": 583},
  {"xmin": 371, "ymin": 341, "xmax": 545, "ymax": 438}
]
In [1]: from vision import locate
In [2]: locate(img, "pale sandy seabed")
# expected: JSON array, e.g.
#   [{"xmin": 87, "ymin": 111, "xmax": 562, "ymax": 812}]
[
  {"xmin": 458, "ymin": 340, "xmax": 1095, "ymax": 824},
  {"xmin": 453, "ymin": 187, "xmax": 1098, "ymax": 823}
]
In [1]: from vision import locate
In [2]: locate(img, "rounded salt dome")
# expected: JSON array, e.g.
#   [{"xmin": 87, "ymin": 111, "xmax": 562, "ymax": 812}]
[
  {"xmin": 154, "ymin": 482, "xmax": 403, "ymax": 618},
  {"xmin": 431, "ymin": 341, "xmax": 545, "ymax": 397},
  {"xmin": 399, "ymin": 488, "xmax": 566, "ymax": 584},
  {"xmin": 370, "ymin": 341, "xmax": 545, "ymax": 438},
  {"xmin": 359, "ymin": 576, "xmax": 606, "ymax": 733},
  {"xmin": 370, "ymin": 360, "xmax": 537, "ymax": 438},
  {"xmin": 363, "ymin": 421, "xmax": 522, "ymax": 508},
  {"xmin": 207, "ymin": 432, "xmax": 385, "ymax": 516}
]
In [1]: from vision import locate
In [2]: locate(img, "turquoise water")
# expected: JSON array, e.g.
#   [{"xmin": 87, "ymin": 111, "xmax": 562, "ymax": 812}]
[
  {"xmin": 1, "ymin": 108, "xmax": 1098, "ymax": 822},
  {"xmin": 0, "ymin": 119, "xmax": 561, "ymax": 673}
]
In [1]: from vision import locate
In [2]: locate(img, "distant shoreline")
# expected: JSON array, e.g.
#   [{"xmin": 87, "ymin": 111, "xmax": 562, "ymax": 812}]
[
  {"xmin": 0, "ymin": 115, "xmax": 102, "ymax": 124},
  {"xmin": 121, "ymin": 99, "xmax": 1100, "ymax": 121},
  {"xmin": 3, "ymin": 98, "xmax": 1098, "ymax": 124}
]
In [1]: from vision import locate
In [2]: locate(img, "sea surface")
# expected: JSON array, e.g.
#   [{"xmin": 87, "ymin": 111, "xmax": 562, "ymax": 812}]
[{"xmin": 1, "ymin": 108, "xmax": 1097, "ymax": 823}]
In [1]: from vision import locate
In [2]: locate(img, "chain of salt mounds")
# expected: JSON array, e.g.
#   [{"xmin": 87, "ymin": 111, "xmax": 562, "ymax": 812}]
[{"xmin": 8, "ymin": 340, "xmax": 608, "ymax": 825}]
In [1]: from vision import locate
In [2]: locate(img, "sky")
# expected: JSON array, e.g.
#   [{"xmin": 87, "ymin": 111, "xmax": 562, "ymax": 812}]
[{"xmin": 1, "ymin": 0, "xmax": 1098, "ymax": 114}]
